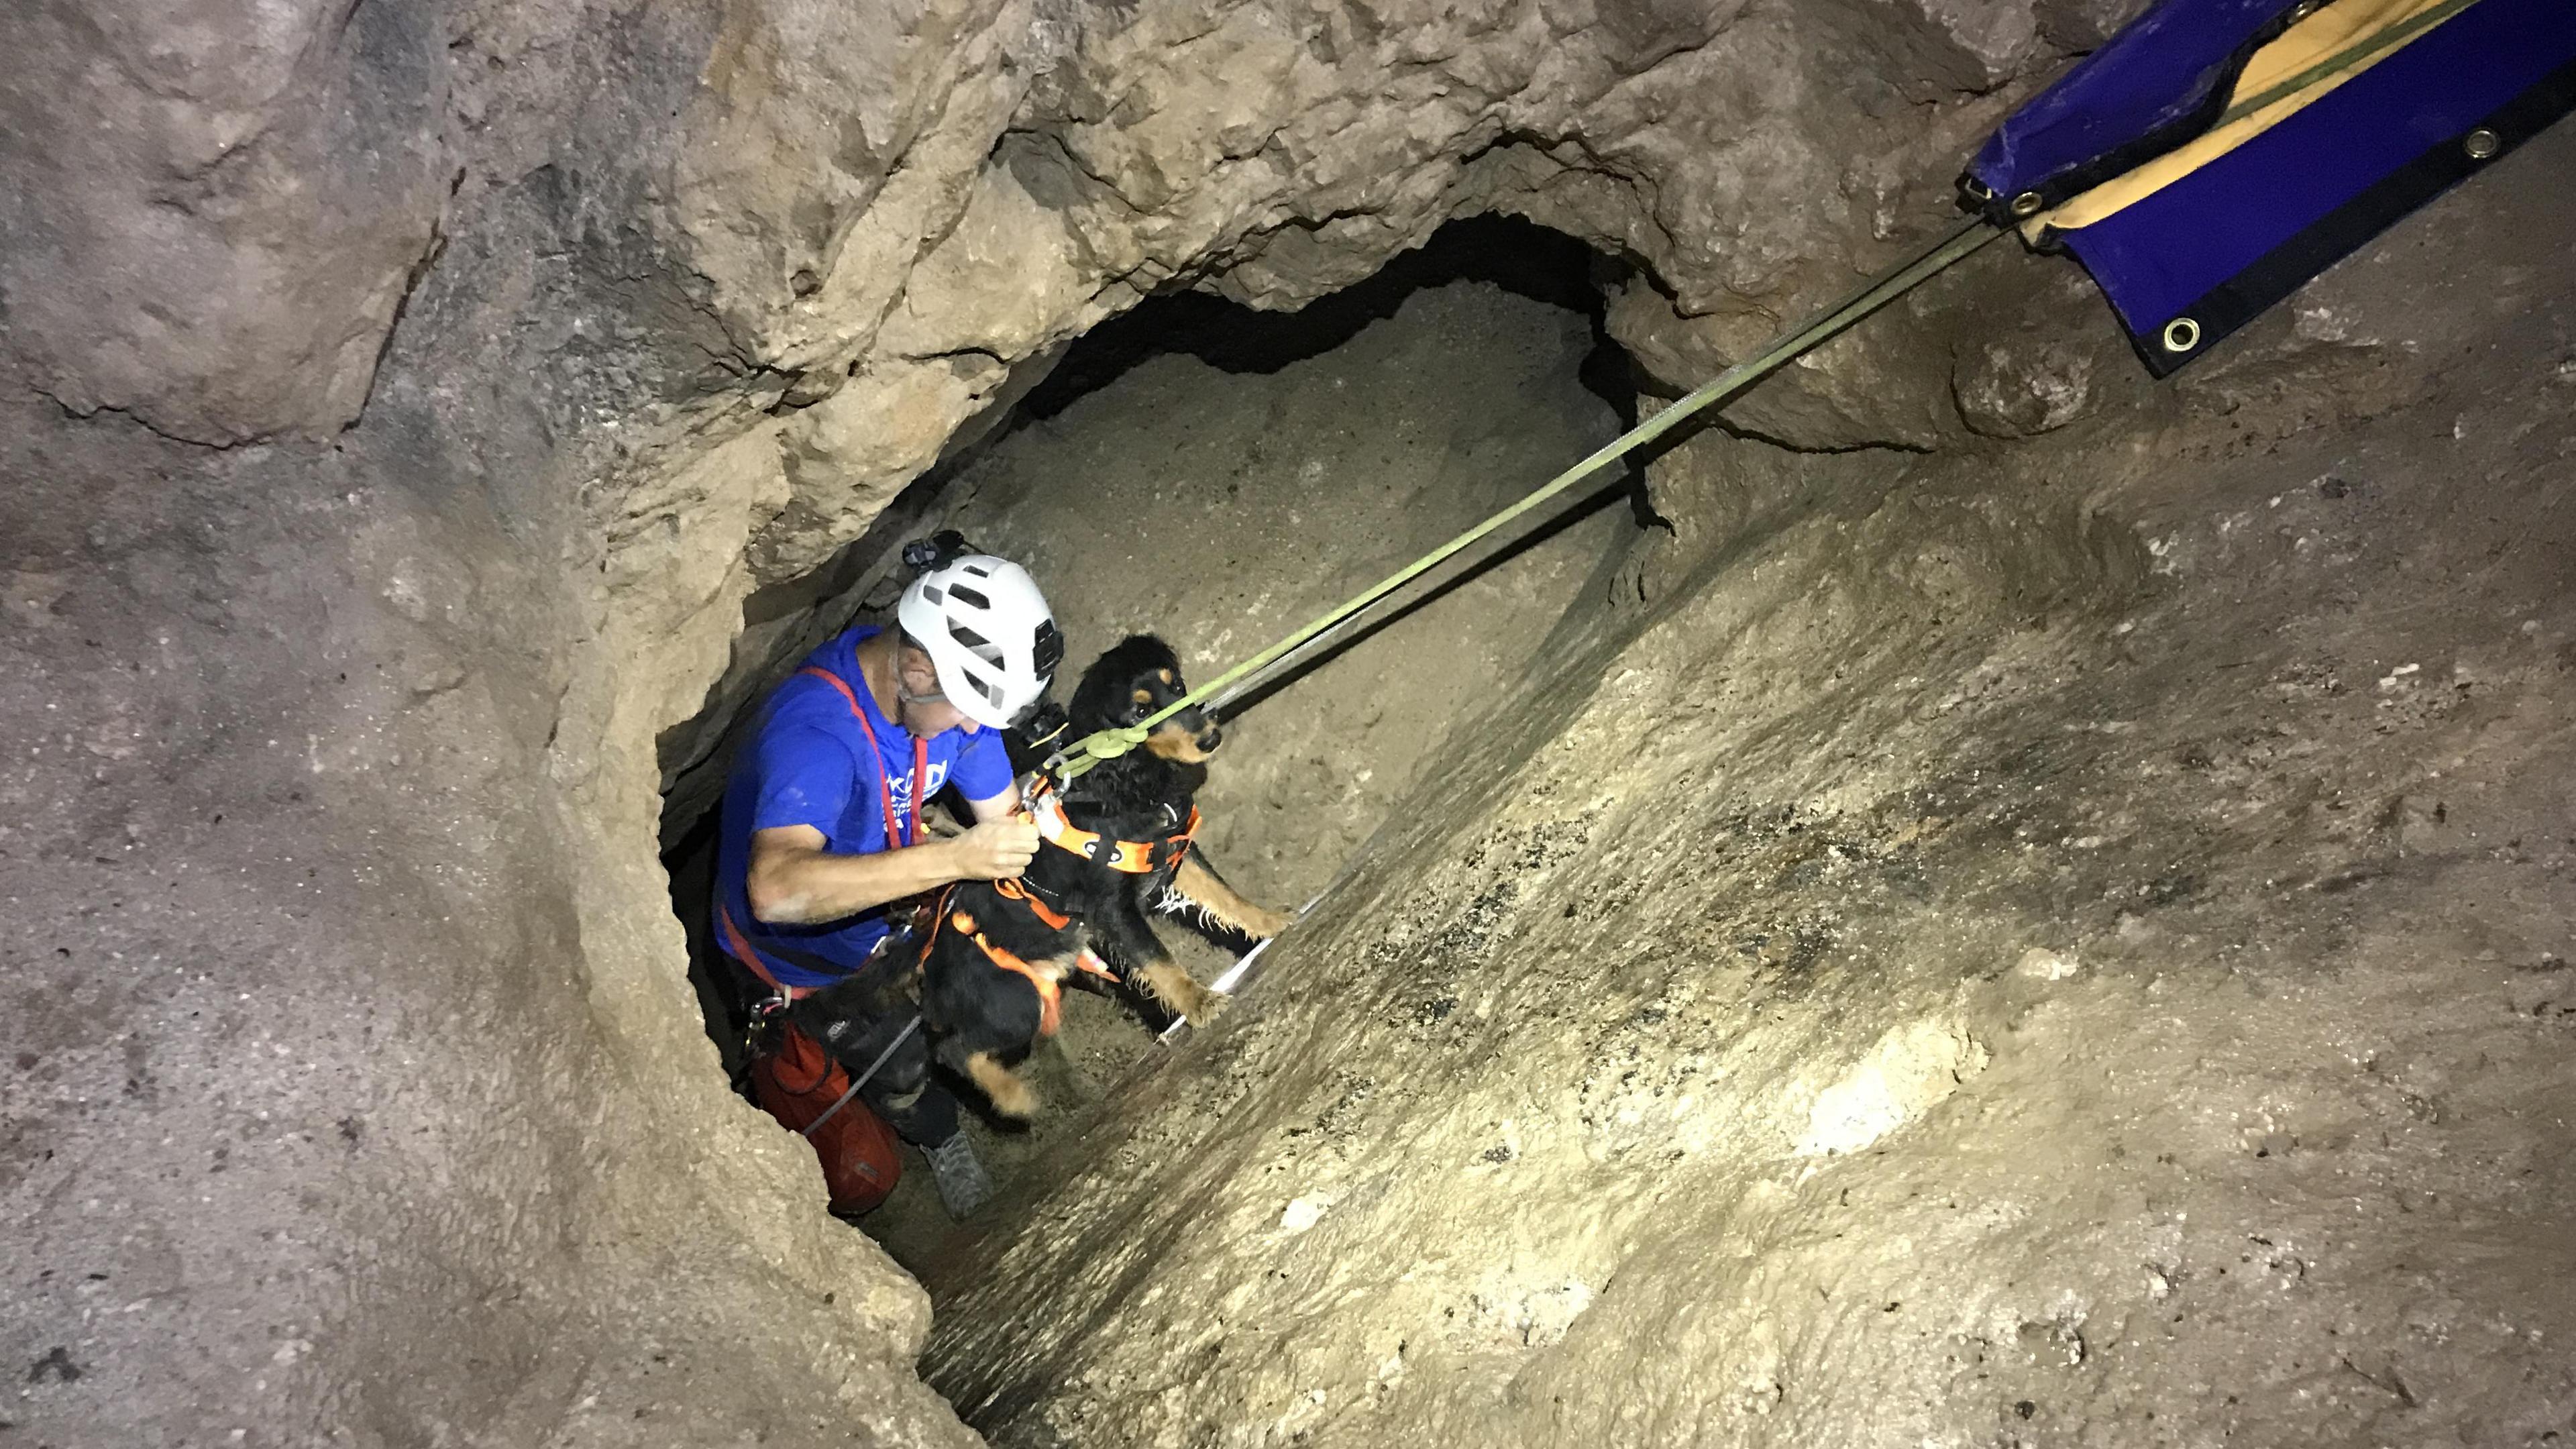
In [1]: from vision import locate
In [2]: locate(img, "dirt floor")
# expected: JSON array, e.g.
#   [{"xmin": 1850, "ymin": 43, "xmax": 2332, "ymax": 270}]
[
  {"xmin": 908, "ymin": 128, "xmax": 2576, "ymax": 1446},
  {"xmin": 830, "ymin": 231, "xmax": 1642, "ymax": 1269}
]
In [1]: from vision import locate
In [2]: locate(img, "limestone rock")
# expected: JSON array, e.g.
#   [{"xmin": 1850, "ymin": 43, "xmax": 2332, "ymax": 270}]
[
  {"xmin": 1955, "ymin": 334, "xmax": 2104, "ymax": 437},
  {"xmin": 873, "ymin": 162, "xmax": 1099, "ymax": 364},
  {"xmin": 1794, "ymin": 1018, "xmax": 1990, "ymax": 1155},
  {"xmin": 668, "ymin": 0, "xmax": 1042, "ymax": 368},
  {"xmin": 0, "ymin": 0, "xmax": 451, "ymax": 442},
  {"xmin": 761, "ymin": 356, "xmax": 1012, "ymax": 580},
  {"xmin": 58, "ymin": 0, "xmax": 2543, "ymax": 1444},
  {"xmin": 1607, "ymin": 272, "xmax": 1970, "ymax": 451}
]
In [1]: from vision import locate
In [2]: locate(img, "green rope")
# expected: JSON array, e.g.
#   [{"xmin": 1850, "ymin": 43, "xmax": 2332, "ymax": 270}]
[
  {"xmin": 1049, "ymin": 216, "xmax": 2008, "ymax": 780},
  {"xmin": 1046, "ymin": 0, "xmax": 2479, "ymax": 781}
]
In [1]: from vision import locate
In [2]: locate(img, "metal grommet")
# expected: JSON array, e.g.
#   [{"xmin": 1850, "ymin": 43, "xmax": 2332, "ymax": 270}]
[
  {"xmin": 2161, "ymin": 317, "xmax": 2202, "ymax": 354},
  {"xmin": 2010, "ymin": 191, "xmax": 2045, "ymax": 219},
  {"xmin": 2464, "ymin": 127, "xmax": 2502, "ymax": 160},
  {"xmin": 2286, "ymin": 0, "xmax": 2320, "ymax": 23}
]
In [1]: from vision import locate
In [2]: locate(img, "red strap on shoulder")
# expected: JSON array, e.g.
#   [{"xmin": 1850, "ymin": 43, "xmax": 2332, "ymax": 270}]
[
  {"xmin": 798, "ymin": 663, "xmax": 860, "ymax": 712},
  {"xmin": 798, "ymin": 664, "xmax": 924, "ymax": 853}
]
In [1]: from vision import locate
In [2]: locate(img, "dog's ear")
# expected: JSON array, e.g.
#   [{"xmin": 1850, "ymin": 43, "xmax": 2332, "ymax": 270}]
[
  {"xmin": 1067, "ymin": 653, "xmax": 1123, "ymax": 731},
  {"xmin": 1069, "ymin": 635, "xmax": 1190, "ymax": 730}
]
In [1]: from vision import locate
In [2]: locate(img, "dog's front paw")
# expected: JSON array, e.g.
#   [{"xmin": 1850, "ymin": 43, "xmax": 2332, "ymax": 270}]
[
  {"xmin": 1140, "ymin": 960, "xmax": 1223, "ymax": 1026},
  {"xmin": 1240, "ymin": 904, "xmax": 1291, "ymax": 940},
  {"xmin": 1179, "ymin": 983, "xmax": 1227, "ymax": 1026}
]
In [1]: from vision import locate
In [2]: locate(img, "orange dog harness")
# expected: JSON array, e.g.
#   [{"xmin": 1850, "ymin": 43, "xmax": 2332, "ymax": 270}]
[
  {"xmin": 947, "ymin": 902, "xmax": 1116, "ymax": 1036},
  {"xmin": 1025, "ymin": 775, "xmax": 1200, "ymax": 874}
]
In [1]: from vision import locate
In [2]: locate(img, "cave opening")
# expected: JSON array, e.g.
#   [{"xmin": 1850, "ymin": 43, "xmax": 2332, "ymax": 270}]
[{"xmin": 656, "ymin": 213, "xmax": 1654, "ymax": 1271}]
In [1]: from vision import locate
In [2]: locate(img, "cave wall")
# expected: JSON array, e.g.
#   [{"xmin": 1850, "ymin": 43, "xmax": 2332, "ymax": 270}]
[
  {"xmin": 13, "ymin": 0, "xmax": 2418, "ymax": 1440},
  {"xmin": 924, "ymin": 130, "xmax": 2576, "ymax": 1446}
]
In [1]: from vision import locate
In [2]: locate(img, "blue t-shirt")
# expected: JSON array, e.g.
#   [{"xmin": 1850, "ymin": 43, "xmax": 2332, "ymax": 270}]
[{"xmin": 714, "ymin": 626, "xmax": 1013, "ymax": 987}]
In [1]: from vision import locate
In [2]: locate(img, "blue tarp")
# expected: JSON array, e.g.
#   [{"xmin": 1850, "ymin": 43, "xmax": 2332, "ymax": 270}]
[
  {"xmin": 1966, "ymin": 0, "xmax": 2309, "ymax": 218},
  {"xmin": 1965, "ymin": 0, "xmax": 2576, "ymax": 374}
]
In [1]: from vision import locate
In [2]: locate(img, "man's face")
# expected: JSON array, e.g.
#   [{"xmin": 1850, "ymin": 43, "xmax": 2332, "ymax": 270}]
[{"xmin": 895, "ymin": 645, "xmax": 978, "ymax": 737}]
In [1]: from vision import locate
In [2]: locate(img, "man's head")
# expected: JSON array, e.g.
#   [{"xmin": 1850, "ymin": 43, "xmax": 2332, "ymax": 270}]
[{"xmin": 895, "ymin": 552, "xmax": 1062, "ymax": 734}]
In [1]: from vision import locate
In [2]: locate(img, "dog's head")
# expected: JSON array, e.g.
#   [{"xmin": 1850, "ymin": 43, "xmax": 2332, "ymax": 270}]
[{"xmin": 1070, "ymin": 634, "xmax": 1220, "ymax": 764}]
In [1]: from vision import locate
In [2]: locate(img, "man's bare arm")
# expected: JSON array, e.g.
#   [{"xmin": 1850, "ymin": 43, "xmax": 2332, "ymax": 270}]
[
  {"xmin": 965, "ymin": 782, "xmax": 1023, "ymax": 824},
  {"xmin": 747, "ymin": 818, "xmax": 1038, "ymax": 926}
]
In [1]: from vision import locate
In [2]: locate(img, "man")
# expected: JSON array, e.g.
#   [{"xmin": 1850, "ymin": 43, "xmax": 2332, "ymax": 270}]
[{"xmin": 713, "ymin": 545, "xmax": 1063, "ymax": 1218}]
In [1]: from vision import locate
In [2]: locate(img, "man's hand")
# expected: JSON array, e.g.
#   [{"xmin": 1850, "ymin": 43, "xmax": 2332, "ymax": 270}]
[
  {"xmin": 748, "ymin": 818, "xmax": 1037, "ymax": 924},
  {"xmin": 947, "ymin": 816, "xmax": 1040, "ymax": 880}
]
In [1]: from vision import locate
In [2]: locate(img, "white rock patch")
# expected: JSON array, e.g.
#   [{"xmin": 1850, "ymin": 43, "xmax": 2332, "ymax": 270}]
[
  {"xmin": 1280, "ymin": 1193, "xmax": 1333, "ymax": 1234},
  {"xmin": 1796, "ymin": 1018, "xmax": 1990, "ymax": 1156}
]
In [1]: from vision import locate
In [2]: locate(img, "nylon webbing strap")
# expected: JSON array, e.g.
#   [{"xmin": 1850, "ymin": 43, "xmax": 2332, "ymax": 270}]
[{"xmin": 1049, "ymin": 216, "xmax": 2006, "ymax": 781}]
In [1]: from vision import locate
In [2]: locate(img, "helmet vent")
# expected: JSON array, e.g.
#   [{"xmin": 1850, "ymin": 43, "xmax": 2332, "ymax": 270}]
[
  {"xmin": 950, "ymin": 623, "xmax": 1006, "ymax": 666},
  {"xmin": 948, "ymin": 584, "xmax": 991, "ymax": 610},
  {"xmin": 920, "ymin": 584, "xmax": 945, "ymax": 606}
]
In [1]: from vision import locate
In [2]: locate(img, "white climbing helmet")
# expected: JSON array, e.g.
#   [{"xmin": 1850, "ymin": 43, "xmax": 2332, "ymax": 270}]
[{"xmin": 896, "ymin": 553, "xmax": 1061, "ymax": 728}]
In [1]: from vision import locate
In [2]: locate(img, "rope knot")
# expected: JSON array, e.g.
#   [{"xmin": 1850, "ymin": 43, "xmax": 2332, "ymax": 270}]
[{"xmin": 1084, "ymin": 726, "xmax": 1148, "ymax": 761}]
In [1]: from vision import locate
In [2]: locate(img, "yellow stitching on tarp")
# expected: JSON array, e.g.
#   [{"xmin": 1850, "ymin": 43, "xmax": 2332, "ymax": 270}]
[{"xmin": 2034, "ymin": 0, "xmax": 2477, "ymax": 236}]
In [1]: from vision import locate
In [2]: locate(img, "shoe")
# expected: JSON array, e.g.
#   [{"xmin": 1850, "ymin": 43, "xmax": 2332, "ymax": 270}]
[{"xmin": 923, "ymin": 1132, "xmax": 994, "ymax": 1219}]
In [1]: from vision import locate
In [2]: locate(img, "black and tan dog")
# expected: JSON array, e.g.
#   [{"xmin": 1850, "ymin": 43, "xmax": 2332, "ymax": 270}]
[{"xmin": 912, "ymin": 633, "xmax": 1288, "ymax": 1117}]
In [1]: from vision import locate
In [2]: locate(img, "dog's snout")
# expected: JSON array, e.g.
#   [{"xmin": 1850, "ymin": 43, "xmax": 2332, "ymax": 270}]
[
  {"xmin": 1171, "ymin": 700, "xmax": 1219, "ymax": 749},
  {"xmin": 1141, "ymin": 700, "xmax": 1222, "ymax": 763}
]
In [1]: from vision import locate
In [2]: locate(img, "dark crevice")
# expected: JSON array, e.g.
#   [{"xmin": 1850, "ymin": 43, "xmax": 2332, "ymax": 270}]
[
  {"xmin": 1017, "ymin": 215, "xmax": 1633, "ymax": 419},
  {"xmin": 352, "ymin": 186, "xmax": 460, "ymax": 433},
  {"xmin": 34, "ymin": 392, "xmax": 244, "ymax": 451},
  {"xmin": 1004, "ymin": 213, "xmax": 1662, "ymax": 542}
]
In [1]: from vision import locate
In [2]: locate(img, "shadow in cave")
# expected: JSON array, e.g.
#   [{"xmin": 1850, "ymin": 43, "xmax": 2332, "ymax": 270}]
[
  {"xmin": 657, "ymin": 209, "xmax": 1656, "ymax": 1264},
  {"xmin": 1016, "ymin": 214, "xmax": 1664, "ymax": 528}
]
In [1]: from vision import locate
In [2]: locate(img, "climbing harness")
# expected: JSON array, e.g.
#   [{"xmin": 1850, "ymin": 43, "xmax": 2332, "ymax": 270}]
[
  {"xmin": 798, "ymin": 664, "xmax": 930, "ymax": 855},
  {"xmin": 994, "ymin": 874, "xmax": 1073, "ymax": 930},
  {"xmin": 720, "ymin": 660, "xmax": 934, "ymax": 999}
]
